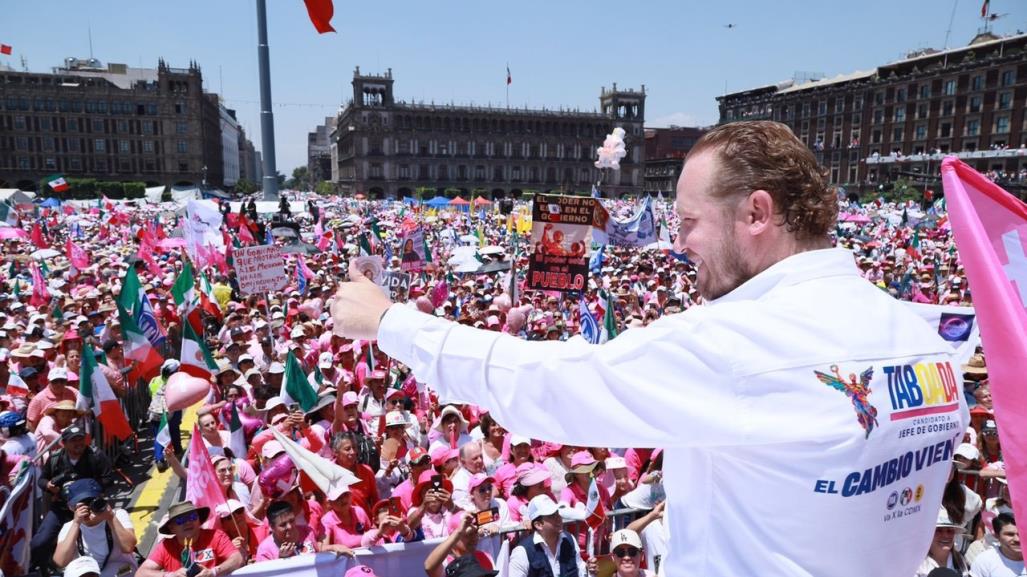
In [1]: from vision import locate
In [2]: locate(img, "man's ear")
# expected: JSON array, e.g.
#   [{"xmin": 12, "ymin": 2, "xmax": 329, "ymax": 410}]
[{"xmin": 746, "ymin": 190, "xmax": 774, "ymax": 235}]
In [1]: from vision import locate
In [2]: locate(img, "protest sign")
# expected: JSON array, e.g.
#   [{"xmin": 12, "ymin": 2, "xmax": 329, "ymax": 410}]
[
  {"xmin": 234, "ymin": 245, "xmax": 287, "ymax": 294},
  {"xmin": 527, "ymin": 194, "xmax": 596, "ymax": 292},
  {"xmin": 380, "ymin": 271, "xmax": 411, "ymax": 301},
  {"xmin": 399, "ymin": 227, "xmax": 426, "ymax": 272}
]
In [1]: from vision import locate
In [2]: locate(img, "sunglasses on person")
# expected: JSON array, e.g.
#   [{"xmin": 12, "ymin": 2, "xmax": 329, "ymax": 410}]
[
  {"xmin": 475, "ymin": 484, "xmax": 492, "ymax": 494},
  {"xmin": 387, "ymin": 398, "xmax": 404, "ymax": 405},
  {"xmin": 613, "ymin": 546, "xmax": 640, "ymax": 559},
  {"xmin": 173, "ymin": 511, "xmax": 200, "ymax": 525}
]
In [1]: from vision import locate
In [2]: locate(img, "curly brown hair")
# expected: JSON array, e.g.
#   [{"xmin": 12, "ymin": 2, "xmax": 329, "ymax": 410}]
[{"xmin": 687, "ymin": 121, "xmax": 838, "ymax": 241}]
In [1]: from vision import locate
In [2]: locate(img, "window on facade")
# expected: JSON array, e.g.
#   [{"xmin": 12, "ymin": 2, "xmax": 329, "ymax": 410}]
[
  {"xmin": 818, "ymin": 100, "xmax": 827, "ymax": 115},
  {"xmin": 942, "ymin": 100, "xmax": 954, "ymax": 116},
  {"xmin": 143, "ymin": 140, "xmax": 154, "ymax": 153},
  {"xmin": 94, "ymin": 139, "xmax": 106, "ymax": 152},
  {"xmin": 96, "ymin": 158, "xmax": 107, "ymax": 171},
  {"xmin": 943, "ymin": 80, "xmax": 956, "ymax": 96},
  {"xmin": 834, "ymin": 98, "xmax": 844, "ymax": 113},
  {"xmin": 177, "ymin": 140, "xmax": 188, "ymax": 153},
  {"xmin": 493, "ymin": 167, "xmax": 503, "ymax": 181},
  {"xmin": 874, "ymin": 91, "xmax": 884, "ymax": 105},
  {"xmin": 1000, "ymin": 69, "xmax": 1015, "ymax": 87},
  {"xmin": 399, "ymin": 165, "xmax": 409, "ymax": 179},
  {"xmin": 67, "ymin": 118, "xmax": 78, "ymax": 132},
  {"xmin": 119, "ymin": 140, "xmax": 130, "ymax": 153},
  {"xmin": 916, "ymin": 104, "xmax": 928, "ymax": 120},
  {"xmin": 117, "ymin": 120, "xmax": 128, "ymax": 133},
  {"xmin": 68, "ymin": 138, "xmax": 80, "ymax": 152},
  {"xmin": 971, "ymin": 75, "xmax": 983, "ymax": 91},
  {"xmin": 895, "ymin": 88, "xmax": 906, "ymax": 103},
  {"xmin": 966, "ymin": 119, "xmax": 980, "ymax": 136},
  {"xmin": 17, "ymin": 157, "xmax": 29, "ymax": 169},
  {"xmin": 142, "ymin": 121, "xmax": 154, "ymax": 135},
  {"xmin": 969, "ymin": 96, "xmax": 982, "ymax": 113},
  {"xmin": 940, "ymin": 122, "xmax": 952, "ymax": 138},
  {"xmin": 43, "ymin": 136, "xmax": 55, "ymax": 151},
  {"xmin": 915, "ymin": 125, "xmax": 927, "ymax": 140},
  {"xmin": 998, "ymin": 92, "xmax": 1012, "ymax": 110},
  {"xmin": 872, "ymin": 130, "xmax": 882, "ymax": 144},
  {"xmin": 894, "ymin": 108, "xmax": 906, "ymax": 122},
  {"xmin": 70, "ymin": 157, "xmax": 81, "ymax": 171},
  {"xmin": 919, "ymin": 84, "xmax": 931, "ymax": 99},
  {"xmin": 873, "ymin": 109, "xmax": 884, "ymax": 125},
  {"xmin": 175, "ymin": 102, "xmax": 185, "ymax": 114},
  {"xmin": 14, "ymin": 115, "xmax": 25, "ymax": 129},
  {"xmin": 40, "ymin": 117, "xmax": 51, "ymax": 131},
  {"xmin": 995, "ymin": 115, "xmax": 1010, "ymax": 134},
  {"xmin": 178, "ymin": 162, "xmax": 188, "ymax": 172},
  {"xmin": 15, "ymin": 137, "xmax": 29, "ymax": 150},
  {"xmin": 92, "ymin": 119, "xmax": 104, "ymax": 132},
  {"xmin": 892, "ymin": 127, "xmax": 903, "ymax": 142}
]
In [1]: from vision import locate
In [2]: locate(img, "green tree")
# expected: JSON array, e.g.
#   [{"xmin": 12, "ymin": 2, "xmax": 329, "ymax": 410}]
[
  {"xmin": 314, "ymin": 180, "xmax": 334, "ymax": 195},
  {"xmin": 415, "ymin": 186, "xmax": 435, "ymax": 199},
  {"xmin": 235, "ymin": 179, "xmax": 258, "ymax": 195},
  {"xmin": 289, "ymin": 166, "xmax": 310, "ymax": 191}
]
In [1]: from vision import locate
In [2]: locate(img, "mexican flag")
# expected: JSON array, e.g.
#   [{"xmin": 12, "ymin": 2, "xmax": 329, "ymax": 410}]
[
  {"xmin": 0, "ymin": 202, "xmax": 17, "ymax": 226},
  {"xmin": 117, "ymin": 267, "xmax": 143, "ymax": 316},
  {"xmin": 117, "ymin": 302, "xmax": 163, "ymax": 381},
  {"xmin": 229, "ymin": 403, "xmax": 247, "ymax": 459},
  {"xmin": 46, "ymin": 175, "xmax": 69, "ymax": 193},
  {"xmin": 172, "ymin": 261, "xmax": 203, "ymax": 335},
  {"xmin": 77, "ymin": 342, "xmax": 132, "ymax": 442},
  {"xmin": 198, "ymin": 272, "xmax": 223, "ymax": 322},
  {"xmin": 179, "ymin": 322, "xmax": 217, "ymax": 380},
  {"xmin": 281, "ymin": 351, "xmax": 318, "ymax": 412},
  {"xmin": 154, "ymin": 411, "xmax": 171, "ymax": 462},
  {"xmin": 599, "ymin": 290, "xmax": 618, "ymax": 344}
]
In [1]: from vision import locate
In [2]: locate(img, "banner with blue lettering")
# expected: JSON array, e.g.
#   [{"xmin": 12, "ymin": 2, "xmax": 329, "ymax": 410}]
[
  {"xmin": 134, "ymin": 293, "xmax": 167, "ymax": 349},
  {"xmin": 603, "ymin": 196, "xmax": 657, "ymax": 248}
]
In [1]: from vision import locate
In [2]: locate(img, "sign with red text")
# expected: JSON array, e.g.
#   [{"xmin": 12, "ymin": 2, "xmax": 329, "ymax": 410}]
[{"xmin": 526, "ymin": 194, "xmax": 596, "ymax": 292}]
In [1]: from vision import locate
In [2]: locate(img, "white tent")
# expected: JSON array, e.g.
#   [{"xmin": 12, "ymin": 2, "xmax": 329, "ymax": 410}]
[
  {"xmin": 170, "ymin": 185, "xmax": 201, "ymax": 202},
  {"xmin": 144, "ymin": 186, "xmax": 167, "ymax": 204},
  {"xmin": 0, "ymin": 189, "xmax": 36, "ymax": 206}
]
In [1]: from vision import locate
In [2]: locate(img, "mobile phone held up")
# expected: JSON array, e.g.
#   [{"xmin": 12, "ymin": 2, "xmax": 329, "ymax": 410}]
[{"xmin": 474, "ymin": 507, "xmax": 499, "ymax": 526}]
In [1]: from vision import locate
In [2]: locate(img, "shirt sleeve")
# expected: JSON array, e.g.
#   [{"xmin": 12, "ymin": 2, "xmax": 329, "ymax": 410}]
[
  {"xmin": 507, "ymin": 545, "xmax": 529, "ymax": 577},
  {"xmin": 211, "ymin": 530, "xmax": 240, "ymax": 563},
  {"xmin": 377, "ymin": 305, "xmax": 736, "ymax": 449}
]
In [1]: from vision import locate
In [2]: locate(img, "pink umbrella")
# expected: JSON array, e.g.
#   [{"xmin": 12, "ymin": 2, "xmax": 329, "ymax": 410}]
[{"xmin": 0, "ymin": 228, "xmax": 28, "ymax": 240}]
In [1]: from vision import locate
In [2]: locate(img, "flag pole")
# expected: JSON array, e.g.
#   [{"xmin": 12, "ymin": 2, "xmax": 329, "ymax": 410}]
[
  {"xmin": 505, "ymin": 62, "xmax": 510, "ymax": 109},
  {"xmin": 256, "ymin": 0, "xmax": 279, "ymax": 201}
]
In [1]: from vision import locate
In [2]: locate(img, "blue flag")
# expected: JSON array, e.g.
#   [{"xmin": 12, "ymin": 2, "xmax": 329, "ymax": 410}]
[
  {"xmin": 579, "ymin": 298, "xmax": 600, "ymax": 344},
  {"xmin": 134, "ymin": 293, "xmax": 167, "ymax": 349},
  {"xmin": 296, "ymin": 260, "xmax": 307, "ymax": 295},
  {"xmin": 265, "ymin": 226, "xmax": 274, "ymax": 245},
  {"xmin": 589, "ymin": 244, "xmax": 605, "ymax": 275}
]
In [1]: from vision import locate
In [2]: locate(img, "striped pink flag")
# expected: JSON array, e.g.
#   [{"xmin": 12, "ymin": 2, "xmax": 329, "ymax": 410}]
[{"xmin": 943, "ymin": 157, "xmax": 1027, "ymax": 526}]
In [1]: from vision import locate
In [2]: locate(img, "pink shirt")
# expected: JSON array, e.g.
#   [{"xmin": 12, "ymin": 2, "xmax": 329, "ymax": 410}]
[
  {"xmin": 321, "ymin": 507, "xmax": 371, "ymax": 549},
  {"xmin": 392, "ymin": 479, "xmax": 416, "ymax": 510},
  {"xmin": 255, "ymin": 525, "xmax": 318, "ymax": 561},
  {"xmin": 26, "ymin": 385, "xmax": 78, "ymax": 426},
  {"xmin": 419, "ymin": 509, "xmax": 453, "ymax": 540}
]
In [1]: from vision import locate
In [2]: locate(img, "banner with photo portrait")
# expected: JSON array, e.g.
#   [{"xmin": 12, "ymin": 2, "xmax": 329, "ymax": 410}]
[
  {"xmin": 527, "ymin": 194, "xmax": 598, "ymax": 292},
  {"xmin": 399, "ymin": 227, "xmax": 426, "ymax": 272}
]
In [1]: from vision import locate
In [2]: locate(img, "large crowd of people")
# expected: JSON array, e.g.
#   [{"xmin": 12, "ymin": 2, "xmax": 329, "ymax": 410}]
[{"xmin": 0, "ymin": 184, "xmax": 1019, "ymax": 577}]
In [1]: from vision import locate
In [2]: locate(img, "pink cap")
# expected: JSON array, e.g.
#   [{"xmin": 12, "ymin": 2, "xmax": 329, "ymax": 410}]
[
  {"xmin": 570, "ymin": 451, "xmax": 596, "ymax": 468},
  {"xmin": 515, "ymin": 463, "xmax": 551, "ymax": 487},
  {"xmin": 341, "ymin": 391, "xmax": 359, "ymax": 407},
  {"xmin": 430, "ymin": 446, "xmax": 458, "ymax": 466},
  {"xmin": 344, "ymin": 567, "xmax": 378, "ymax": 577},
  {"xmin": 468, "ymin": 472, "xmax": 494, "ymax": 492}
]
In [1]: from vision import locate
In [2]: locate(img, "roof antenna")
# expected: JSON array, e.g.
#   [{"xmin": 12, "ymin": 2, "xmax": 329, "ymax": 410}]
[{"xmin": 943, "ymin": 0, "xmax": 959, "ymax": 49}]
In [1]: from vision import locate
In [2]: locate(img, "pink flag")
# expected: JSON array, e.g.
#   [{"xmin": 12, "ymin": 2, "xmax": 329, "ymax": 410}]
[
  {"xmin": 238, "ymin": 224, "xmax": 255, "ymax": 245},
  {"xmin": 185, "ymin": 424, "xmax": 227, "ymax": 529},
  {"xmin": 66, "ymin": 239, "xmax": 89, "ymax": 270},
  {"xmin": 29, "ymin": 223, "xmax": 48, "ymax": 249},
  {"xmin": 29, "ymin": 263, "xmax": 50, "ymax": 307},
  {"xmin": 431, "ymin": 280, "xmax": 449, "ymax": 309},
  {"xmin": 298, "ymin": 255, "xmax": 316, "ymax": 280},
  {"xmin": 942, "ymin": 157, "xmax": 1027, "ymax": 526}
]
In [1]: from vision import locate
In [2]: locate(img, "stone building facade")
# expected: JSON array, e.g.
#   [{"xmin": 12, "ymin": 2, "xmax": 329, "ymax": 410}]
[
  {"xmin": 0, "ymin": 58, "xmax": 227, "ymax": 190},
  {"xmin": 329, "ymin": 68, "xmax": 646, "ymax": 199}
]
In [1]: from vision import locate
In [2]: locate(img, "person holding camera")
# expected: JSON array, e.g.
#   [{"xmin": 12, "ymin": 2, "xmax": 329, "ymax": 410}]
[
  {"xmin": 53, "ymin": 479, "xmax": 138, "ymax": 577},
  {"xmin": 31, "ymin": 424, "xmax": 114, "ymax": 572}
]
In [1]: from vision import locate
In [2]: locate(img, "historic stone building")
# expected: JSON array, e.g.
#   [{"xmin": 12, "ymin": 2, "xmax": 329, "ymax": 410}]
[
  {"xmin": 0, "ymin": 58, "xmax": 230, "ymax": 190},
  {"xmin": 329, "ymin": 68, "xmax": 646, "ymax": 199},
  {"xmin": 643, "ymin": 126, "xmax": 707, "ymax": 196},
  {"xmin": 308, "ymin": 115, "xmax": 336, "ymax": 185},
  {"xmin": 717, "ymin": 31, "xmax": 1027, "ymax": 196}
]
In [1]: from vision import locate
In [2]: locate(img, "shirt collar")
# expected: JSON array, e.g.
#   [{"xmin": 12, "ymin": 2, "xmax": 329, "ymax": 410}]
[{"xmin": 711, "ymin": 248, "xmax": 859, "ymax": 305}]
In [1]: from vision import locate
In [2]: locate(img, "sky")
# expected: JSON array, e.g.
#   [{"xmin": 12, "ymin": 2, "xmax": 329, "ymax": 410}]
[{"xmin": 4, "ymin": 0, "xmax": 1026, "ymax": 175}]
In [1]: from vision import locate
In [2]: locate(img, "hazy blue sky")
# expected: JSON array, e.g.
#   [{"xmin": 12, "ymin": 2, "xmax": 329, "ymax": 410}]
[{"xmin": 5, "ymin": 0, "xmax": 1025, "ymax": 173}]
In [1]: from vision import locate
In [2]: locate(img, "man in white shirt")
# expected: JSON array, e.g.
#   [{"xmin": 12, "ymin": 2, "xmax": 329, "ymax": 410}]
[
  {"xmin": 450, "ymin": 442, "xmax": 485, "ymax": 511},
  {"xmin": 971, "ymin": 513, "xmax": 1023, "ymax": 577},
  {"xmin": 507, "ymin": 495, "xmax": 587, "ymax": 577},
  {"xmin": 53, "ymin": 479, "xmax": 137, "ymax": 577},
  {"xmin": 332, "ymin": 121, "xmax": 969, "ymax": 577}
]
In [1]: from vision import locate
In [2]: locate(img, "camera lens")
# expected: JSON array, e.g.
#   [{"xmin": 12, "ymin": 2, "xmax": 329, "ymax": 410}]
[{"xmin": 90, "ymin": 497, "xmax": 108, "ymax": 513}]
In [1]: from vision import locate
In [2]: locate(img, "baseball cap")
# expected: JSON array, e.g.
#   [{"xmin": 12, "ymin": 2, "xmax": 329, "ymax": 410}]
[
  {"xmin": 344, "ymin": 567, "xmax": 378, "ymax": 577},
  {"xmin": 61, "ymin": 424, "xmax": 87, "ymax": 441},
  {"xmin": 525, "ymin": 494, "xmax": 562, "ymax": 522},
  {"xmin": 509, "ymin": 434, "xmax": 531, "ymax": 447},
  {"xmin": 515, "ymin": 463, "xmax": 550, "ymax": 487},
  {"xmin": 341, "ymin": 391, "xmax": 359, "ymax": 407},
  {"xmin": 290, "ymin": 327, "xmax": 306, "ymax": 339},
  {"xmin": 407, "ymin": 447, "xmax": 430, "ymax": 465},
  {"xmin": 65, "ymin": 478, "xmax": 103, "ymax": 505},
  {"xmin": 384, "ymin": 411, "xmax": 407, "ymax": 428},
  {"xmin": 262, "ymin": 440, "xmax": 285, "ymax": 460},
  {"xmin": 48, "ymin": 367, "xmax": 69, "ymax": 382},
  {"xmin": 64, "ymin": 556, "xmax": 101, "ymax": 577},
  {"xmin": 954, "ymin": 443, "xmax": 980, "ymax": 462},
  {"xmin": 444, "ymin": 554, "xmax": 498, "ymax": 577},
  {"xmin": 268, "ymin": 362, "xmax": 285, "ymax": 375},
  {"xmin": 318, "ymin": 351, "xmax": 334, "ymax": 369},
  {"xmin": 215, "ymin": 499, "xmax": 247, "ymax": 518},
  {"xmin": 610, "ymin": 529, "xmax": 643, "ymax": 550},
  {"xmin": 467, "ymin": 473, "xmax": 494, "ymax": 492}
]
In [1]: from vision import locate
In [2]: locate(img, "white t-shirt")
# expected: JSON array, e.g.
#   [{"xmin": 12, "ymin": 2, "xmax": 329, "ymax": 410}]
[
  {"xmin": 970, "ymin": 546, "xmax": 1025, "ymax": 577},
  {"xmin": 2, "ymin": 435, "xmax": 37, "ymax": 458},
  {"xmin": 58, "ymin": 509, "xmax": 137, "ymax": 577},
  {"xmin": 379, "ymin": 249, "xmax": 971, "ymax": 577},
  {"xmin": 958, "ymin": 484, "xmax": 984, "ymax": 550},
  {"xmin": 640, "ymin": 518, "xmax": 669, "ymax": 576}
]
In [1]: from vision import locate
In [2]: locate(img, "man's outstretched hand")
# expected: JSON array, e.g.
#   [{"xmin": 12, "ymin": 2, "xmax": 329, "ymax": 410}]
[{"xmin": 332, "ymin": 259, "xmax": 394, "ymax": 340}]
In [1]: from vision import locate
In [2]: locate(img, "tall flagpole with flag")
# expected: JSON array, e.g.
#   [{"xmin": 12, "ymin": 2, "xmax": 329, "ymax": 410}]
[{"xmin": 506, "ymin": 63, "xmax": 511, "ymax": 109}]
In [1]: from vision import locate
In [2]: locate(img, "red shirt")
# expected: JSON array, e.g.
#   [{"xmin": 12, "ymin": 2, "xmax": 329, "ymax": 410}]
[
  {"xmin": 341, "ymin": 463, "xmax": 379, "ymax": 512},
  {"xmin": 147, "ymin": 529, "xmax": 239, "ymax": 571}
]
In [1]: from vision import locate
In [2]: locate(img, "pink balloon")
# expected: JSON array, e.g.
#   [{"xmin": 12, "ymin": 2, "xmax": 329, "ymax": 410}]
[
  {"xmin": 164, "ymin": 372, "xmax": 211, "ymax": 411},
  {"xmin": 258, "ymin": 454, "xmax": 297, "ymax": 499}
]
